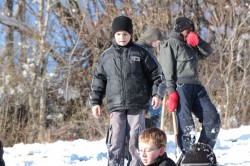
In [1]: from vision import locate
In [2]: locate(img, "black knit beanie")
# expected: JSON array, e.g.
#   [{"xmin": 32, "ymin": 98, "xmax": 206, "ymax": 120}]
[
  {"xmin": 112, "ymin": 16, "xmax": 133, "ymax": 35},
  {"xmin": 173, "ymin": 16, "xmax": 194, "ymax": 33}
]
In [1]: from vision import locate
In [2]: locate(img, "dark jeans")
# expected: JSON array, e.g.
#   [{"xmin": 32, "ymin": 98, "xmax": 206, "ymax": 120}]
[
  {"xmin": 148, "ymin": 98, "xmax": 162, "ymax": 128},
  {"xmin": 0, "ymin": 140, "xmax": 5, "ymax": 166},
  {"xmin": 176, "ymin": 84, "xmax": 221, "ymax": 154}
]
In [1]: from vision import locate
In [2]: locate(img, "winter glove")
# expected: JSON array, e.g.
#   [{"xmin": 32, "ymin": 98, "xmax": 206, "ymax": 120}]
[
  {"xmin": 186, "ymin": 32, "xmax": 199, "ymax": 47},
  {"xmin": 166, "ymin": 91, "xmax": 178, "ymax": 113}
]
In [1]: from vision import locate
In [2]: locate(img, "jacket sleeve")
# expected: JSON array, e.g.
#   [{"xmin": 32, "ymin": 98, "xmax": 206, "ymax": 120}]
[
  {"xmin": 89, "ymin": 55, "xmax": 107, "ymax": 107},
  {"xmin": 196, "ymin": 37, "xmax": 213, "ymax": 59},
  {"xmin": 159, "ymin": 40, "xmax": 177, "ymax": 94},
  {"xmin": 156, "ymin": 73, "xmax": 167, "ymax": 99},
  {"xmin": 142, "ymin": 49, "xmax": 166, "ymax": 99}
]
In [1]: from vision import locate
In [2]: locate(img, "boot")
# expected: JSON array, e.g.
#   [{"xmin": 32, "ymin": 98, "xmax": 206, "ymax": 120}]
[{"xmin": 0, "ymin": 140, "xmax": 5, "ymax": 166}]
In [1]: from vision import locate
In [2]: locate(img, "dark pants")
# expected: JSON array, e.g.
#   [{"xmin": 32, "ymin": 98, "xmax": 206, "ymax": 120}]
[
  {"xmin": 176, "ymin": 84, "xmax": 221, "ymax": 154},
  {"xmin": 107, "ymin": 109, "xmax": 145, "ymax": 166},
  {"xmin": 148, "ymin": 98, "xmax": 161, "ymax": 128},
  {"xmin": 0, "ymin": 140, "xmax": 5, "ymax": 166}
]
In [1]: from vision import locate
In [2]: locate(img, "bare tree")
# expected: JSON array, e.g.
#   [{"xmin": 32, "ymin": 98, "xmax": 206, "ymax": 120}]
[{"xmin": 0, "ymin": 0, "xmax": 249, "ymax": 146}]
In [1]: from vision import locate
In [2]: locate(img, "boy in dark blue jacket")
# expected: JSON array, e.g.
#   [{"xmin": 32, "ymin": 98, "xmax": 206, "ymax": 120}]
[
  {"xmin": 89, "ymin": 16, "xmax": 165, "ymax": 166},
  {"xmin": 137, "ymin": 28, "xmax": 166, "ymax": 128}
]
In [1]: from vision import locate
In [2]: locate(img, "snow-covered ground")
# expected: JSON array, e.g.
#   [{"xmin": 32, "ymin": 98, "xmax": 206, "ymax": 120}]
[{"xmin": 3, "ymin": 125, "xmax": 250, "ymax": 166}]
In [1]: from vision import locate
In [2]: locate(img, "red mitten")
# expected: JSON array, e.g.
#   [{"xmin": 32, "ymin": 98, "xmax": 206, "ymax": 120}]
[
  {"xmin": 186, "ymin": 32, "xmax": 199, "ymax": 47},
  {"xmin": 166, "ymin": 92, "xmax": 179, "ymax": 113}
]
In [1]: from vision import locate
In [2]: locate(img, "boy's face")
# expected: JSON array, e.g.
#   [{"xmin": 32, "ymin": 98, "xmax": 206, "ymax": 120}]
[
  {"xmin": 138, "ymin": 141, "xmax": 165, "ymax": 165},
  {"xmin": 114, "ymin": 31, "xmax": 131, "ymax": 46},
  {"xmin": 151, "ymin": 40, "xmax": 161, "ymax": 48}
]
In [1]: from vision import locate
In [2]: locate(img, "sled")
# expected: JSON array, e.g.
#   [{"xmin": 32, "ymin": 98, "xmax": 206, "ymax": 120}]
[{"xmin": 176, "ymin": 142, "xmax": 218, "ymax": 166}]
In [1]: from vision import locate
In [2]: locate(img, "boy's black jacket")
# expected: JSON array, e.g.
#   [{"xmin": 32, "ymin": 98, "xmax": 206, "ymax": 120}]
[
  {"xmin": 89, "ymin": 41, "xmax": 165, "ymax": 112},
  {"xmin": 147, "ymin": 153, "xmax": 176, "ymax": 166}
]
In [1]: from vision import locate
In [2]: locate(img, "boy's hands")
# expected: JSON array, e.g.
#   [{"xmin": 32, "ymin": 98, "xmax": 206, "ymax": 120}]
[
  {"xmin": 151, "ymin": 96, "xmax": 161, "ymax": 110},
  {"xmin": 186, "ymin": 32, "xmax": 199, "ymax": 47},
  {"xmin": 92, "ymin": 105, "xmax": 101, "ymax": 119},
  {"xmin": 166, "ymin": 92, "xmax": 179, "ymax": 113}
]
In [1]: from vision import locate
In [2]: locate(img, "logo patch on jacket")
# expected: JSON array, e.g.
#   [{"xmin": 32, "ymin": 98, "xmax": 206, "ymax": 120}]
[{"xmin": 131, "ymin": 56, "xmax": 140, "ymax": 61}]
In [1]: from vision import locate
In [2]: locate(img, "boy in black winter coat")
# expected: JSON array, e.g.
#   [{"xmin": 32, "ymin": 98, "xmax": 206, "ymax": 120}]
[
  {"xmin": 89, "ymin": 16, "xmax": 165, "ymax": 166},
  {"xmin": 139, "ymin": 127, "xmax": 176, "ymax": 166}
]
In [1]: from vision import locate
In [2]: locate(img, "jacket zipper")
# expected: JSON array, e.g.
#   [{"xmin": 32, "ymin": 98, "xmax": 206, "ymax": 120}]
[{"xmin": 120, "ymin": 49, "xmax": 125, "ymax": 106}]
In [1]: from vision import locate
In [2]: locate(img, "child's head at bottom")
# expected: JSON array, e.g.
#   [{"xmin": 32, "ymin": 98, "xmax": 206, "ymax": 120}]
[{"xmin": 138, "ymin": 127, "xmax": 167, "ymax": 165}]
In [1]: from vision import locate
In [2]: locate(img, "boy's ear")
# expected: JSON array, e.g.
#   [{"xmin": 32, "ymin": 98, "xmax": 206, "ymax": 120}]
[{"xmin": 159, "ymin": 146, "xmax": 165, "ymax": 156}]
